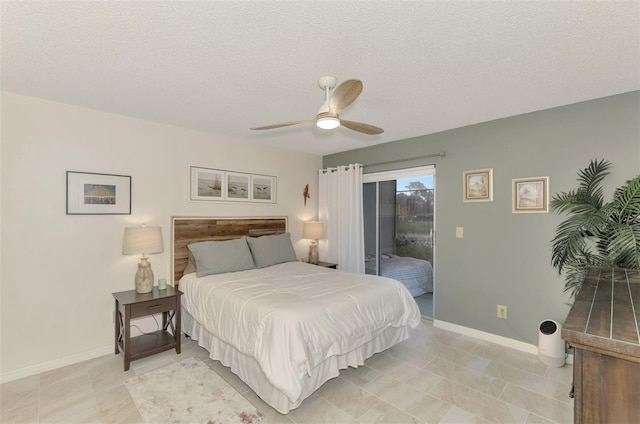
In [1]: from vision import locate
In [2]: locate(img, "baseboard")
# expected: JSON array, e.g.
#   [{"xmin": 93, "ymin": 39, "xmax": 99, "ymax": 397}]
[
  {"xmin": 433, "ymin": 319, "xmax": 539, "ymax": 355},
  {"xmin": 0, "ymin": 345, "xmax": 113, "ymax": 384}
]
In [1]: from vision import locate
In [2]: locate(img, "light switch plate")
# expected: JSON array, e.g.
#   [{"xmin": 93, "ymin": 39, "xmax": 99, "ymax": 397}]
[{"xmin": 456, "ymin": 227, "xmax": 464, "ymax": 238}]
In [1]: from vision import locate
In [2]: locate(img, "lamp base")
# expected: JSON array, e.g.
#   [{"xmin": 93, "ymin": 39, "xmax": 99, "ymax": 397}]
[
  {"xmin": 308, "ymin": 241, "xmax": 319, "ymax": 265},
  {"xmin": 135, "ymin": 257, "xmax": 154, "ymax": 294}
]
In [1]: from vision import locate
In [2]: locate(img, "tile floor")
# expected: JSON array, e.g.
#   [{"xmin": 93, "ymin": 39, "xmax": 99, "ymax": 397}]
[{"xmin": 1, "ymin": 320, "xmax": 574, "ymax": 423}]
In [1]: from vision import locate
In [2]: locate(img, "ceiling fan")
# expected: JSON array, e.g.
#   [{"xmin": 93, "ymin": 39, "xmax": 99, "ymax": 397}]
[{"xmin": 250, "ymin": 76, "xmax": 384, "ymax": 135}]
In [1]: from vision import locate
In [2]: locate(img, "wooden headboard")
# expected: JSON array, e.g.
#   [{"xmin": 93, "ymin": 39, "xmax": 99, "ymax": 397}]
[{"xmin": 171, "ymin": 216, "xmax": 288, "ymax": 285}]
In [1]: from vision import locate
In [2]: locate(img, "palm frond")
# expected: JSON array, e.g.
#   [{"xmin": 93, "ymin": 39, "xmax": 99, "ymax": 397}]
[
  {"xmin": 551, "ymin": 160, "xmax": 611, "ymax": 216},
  {"xmin": 551, "ymin": 211, "xmax": 609, "ymax": 272},
  {"xmin": 549, "ymin": 159, "xmax": 640, "ymax": 301},
  {"xmin": 610, "ymin": 175, "xmax": 640, "ymax": 223},
  {"xmin": 576, "ymin": 159, "xmax": 611, "ymax": 208},
  {"xmin": 605, "ymin": 222, "xmax": 640, "ymax": 269},
  {"xmin": 551, "ymin": 190, "xmax": 602, "ymax": 215},
  {"xmin": 562, "ymin": 261, "xmax": 589, "ymax": 299}
]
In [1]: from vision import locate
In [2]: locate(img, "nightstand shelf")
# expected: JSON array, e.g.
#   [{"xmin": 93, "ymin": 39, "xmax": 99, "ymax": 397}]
[
  {"xmin": 128, "ymin": 330, "xmax": 175, "ymax": 361},
  {"xmin": 112, "ymin": 286, "xmax": 183, "ymax": 371}
]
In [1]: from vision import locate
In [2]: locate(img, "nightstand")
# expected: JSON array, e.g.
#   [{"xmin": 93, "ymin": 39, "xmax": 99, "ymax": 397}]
[
  {"xmin": 316, "ymin": 261, "xmax": 338, "ymax": 269},
  {"xmin": 112, "ymin": 286, "xmax": 183, "ymax": 371}
]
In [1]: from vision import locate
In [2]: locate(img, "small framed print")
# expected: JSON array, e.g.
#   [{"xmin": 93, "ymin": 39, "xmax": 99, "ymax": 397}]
[
  {"xmin": 226, "ymin": 173, "xmax": 250, "ymax": 201},
  {"xmin": 66, "ymin": 171, "xmax": 131, "ymax": 215},
  {"xmin": 190, "ymin": 166, "xmax": 225, "ymax": 201},
  {"xmin": 513, "ymin": 176, "xmax": 549, "ymax": 213},
  {"xmin": 251, "ymin": 175, "xmax": 276, "ymax": 203},
  {"xmin": 463, "ymin": 168, "xmax": 493, "ymax": 202}
]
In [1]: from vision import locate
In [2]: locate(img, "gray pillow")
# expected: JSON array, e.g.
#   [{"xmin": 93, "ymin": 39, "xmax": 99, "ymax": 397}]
[
  {"xmin": 187, "ymin": 237, "xmax": 255, "ymax": 277},
  {"xmin": 246, "ymin": 232, "xmax": 298, "ymax": 268}
]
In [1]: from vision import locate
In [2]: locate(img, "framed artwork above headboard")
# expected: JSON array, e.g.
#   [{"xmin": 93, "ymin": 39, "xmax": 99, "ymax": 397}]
[{"xmin": 170, "ymin": 216, "xmax": 288, "ymax": 285}]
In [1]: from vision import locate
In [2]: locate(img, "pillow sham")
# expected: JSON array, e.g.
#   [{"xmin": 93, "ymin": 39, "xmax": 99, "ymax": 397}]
[
  {"xmin": 246, "ymin": 232, "xmax": 298, "ymax": 268},
  {"xmin": 187, "ymin": 237, "xmax": 255, "ymax": 277}
]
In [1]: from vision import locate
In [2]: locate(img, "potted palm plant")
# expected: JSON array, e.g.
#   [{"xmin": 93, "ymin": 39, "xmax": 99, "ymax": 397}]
[{"xmin": 551, "ymin": 159, "xmax": 640, "ymax": 299}]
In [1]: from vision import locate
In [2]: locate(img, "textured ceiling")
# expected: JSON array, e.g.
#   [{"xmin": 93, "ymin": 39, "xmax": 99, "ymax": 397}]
[{"xmin": 2, "ymin": 1, "xmax": 639, "ymax": 156}]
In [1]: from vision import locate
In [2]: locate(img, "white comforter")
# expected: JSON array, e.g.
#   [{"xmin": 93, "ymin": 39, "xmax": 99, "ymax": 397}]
[{"xmin": 179, "ymin": 261, "xmax": 420, "ymax": 403}]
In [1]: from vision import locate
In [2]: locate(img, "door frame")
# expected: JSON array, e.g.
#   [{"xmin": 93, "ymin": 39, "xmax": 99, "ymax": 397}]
[{"xmin": 363, "ymin": 165, "xmax": 436, "ymax": 317}]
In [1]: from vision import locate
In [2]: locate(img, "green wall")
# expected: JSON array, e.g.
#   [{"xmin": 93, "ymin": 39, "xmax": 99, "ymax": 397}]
[{"xmin": 324, "ymin": 91, "xmax": 640, "ymax": 345}]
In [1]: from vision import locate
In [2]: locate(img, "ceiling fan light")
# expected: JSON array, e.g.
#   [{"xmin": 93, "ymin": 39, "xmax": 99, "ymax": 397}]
[{"xmin": 316, "ymin": 116, "xmax": 340, "ymax": 130}]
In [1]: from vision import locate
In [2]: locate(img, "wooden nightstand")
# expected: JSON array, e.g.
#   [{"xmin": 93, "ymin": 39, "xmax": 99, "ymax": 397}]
[
  {"xmin": 112, "ymin": 286, "xmax": 183, "ymax": 371},
  {"xmin": 316, "ymin": 261, "xmax": 338, "ymax": 269}
]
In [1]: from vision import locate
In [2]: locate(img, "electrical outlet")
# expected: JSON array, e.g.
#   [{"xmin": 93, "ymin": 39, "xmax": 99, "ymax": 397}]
[{"xmin": 497, "ymin": 305, "xmax": 508, "ymax": 319}]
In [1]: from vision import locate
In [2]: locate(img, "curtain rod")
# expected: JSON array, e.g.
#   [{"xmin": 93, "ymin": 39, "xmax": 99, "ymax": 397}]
[{"xmin": 364, "ymin": 152, "xmax": 445, "ymax": 168}]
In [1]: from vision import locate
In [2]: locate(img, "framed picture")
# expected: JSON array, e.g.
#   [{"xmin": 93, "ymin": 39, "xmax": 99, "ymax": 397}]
[
  {"xmin": 66, "ymin": 171, "xmax": 131, "ymax": 215},
  {"xmin": 463, "ymin": 168, "xmax": 493, "ymax": 202},
  {"xmin": 513, "ymin": 176, "xmax": 549, "ymax": 213},
  {"xmin": 190, "ymin": 166, "xmax": 225, "ymax": 201},
  {"xmin": 226, "ymin": 173, "xmax": 250, "ymax": 201},
  {"xmin": 189, "ymin": 166, "xmax": 276, "ymax": 204},
  {"xmin": 251, "ymin": 175, "xmax": 276, "ymax": 203}
]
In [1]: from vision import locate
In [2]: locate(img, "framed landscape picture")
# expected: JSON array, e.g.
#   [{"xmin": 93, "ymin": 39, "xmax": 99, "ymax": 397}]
[
  {"xmin": 463, "ymin": 168, "xmax": 493, "ymax": 202},
  {"xmin": 66, "ymin": 171, "xmax": 131, "ymax": 215},
  {"xmin": 513, "ymin": 176, "xmax": 549, "ymax": 213}
]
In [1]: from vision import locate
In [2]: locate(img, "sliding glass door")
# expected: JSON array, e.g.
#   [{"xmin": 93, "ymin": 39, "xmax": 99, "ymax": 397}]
[{"xmin": 363, "ymin": 166, "xmax": 435, "ymax": 317}]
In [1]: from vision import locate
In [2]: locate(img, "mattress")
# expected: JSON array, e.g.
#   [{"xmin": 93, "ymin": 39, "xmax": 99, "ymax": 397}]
[{"xmin": 179, "ymin": 261, "xmax": 421, "ymax": 413}]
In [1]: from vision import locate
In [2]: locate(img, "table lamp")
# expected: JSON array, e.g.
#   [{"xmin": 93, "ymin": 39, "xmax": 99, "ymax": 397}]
[
  {"xmin": 122, "ymin": 225, "xmax": 164, "ymax": 293},
  {"xmin": 302, "ymin": 221, "xmax": 324, "ymax": 264}
]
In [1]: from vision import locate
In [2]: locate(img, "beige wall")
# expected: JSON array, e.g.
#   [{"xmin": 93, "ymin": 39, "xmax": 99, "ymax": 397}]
[{"xmin": 0, "ymin": 92, "xmax": 322, "ymax": 380}]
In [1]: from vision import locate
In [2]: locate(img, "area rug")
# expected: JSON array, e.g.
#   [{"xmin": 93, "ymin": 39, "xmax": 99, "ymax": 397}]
[{"xmin": 124, "ymin": 357, "xmax": 264, "ymax": 424}]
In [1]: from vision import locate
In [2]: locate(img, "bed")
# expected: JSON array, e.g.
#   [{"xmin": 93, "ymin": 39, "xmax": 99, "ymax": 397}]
[
  {"xmin": 171, "ymin": 216, "xmax": 421, "ymax": 414},
  {"xmin": 365, "ymin": 253, "xmax": 433, "ymax": 297}
]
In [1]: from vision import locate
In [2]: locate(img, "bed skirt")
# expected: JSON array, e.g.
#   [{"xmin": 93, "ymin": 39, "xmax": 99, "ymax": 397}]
[{"xmin": 181, "ymin": 309, "xmax": 410, "ymax": 414}]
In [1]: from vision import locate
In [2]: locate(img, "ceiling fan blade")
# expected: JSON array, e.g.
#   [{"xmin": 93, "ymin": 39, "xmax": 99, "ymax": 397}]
[
  {"xmin": 340, "ymin": 119, "xmax": 384, "ymax": 135},
  {"xmin": 250, "ymin": 120, "xmax": 309, "ymax": 130},
  {"xmin": 329, "ymin": 79, "xmax": 363, "ymax": 113}
]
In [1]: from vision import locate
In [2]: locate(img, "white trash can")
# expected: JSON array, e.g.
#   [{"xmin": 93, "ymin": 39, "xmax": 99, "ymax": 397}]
[{"xmin": 538, "ymin": 320, "xmax": 566, "ymax": 367}]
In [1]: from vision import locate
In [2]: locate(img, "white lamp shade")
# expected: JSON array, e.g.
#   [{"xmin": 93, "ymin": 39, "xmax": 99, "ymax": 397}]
[
  {"xmin": 303, "ymin": 221, "xmax": 325, "ymax": 240},
  {"xmin": 122, "ymin": 226, "xmax": 164, "ymax": 255}
]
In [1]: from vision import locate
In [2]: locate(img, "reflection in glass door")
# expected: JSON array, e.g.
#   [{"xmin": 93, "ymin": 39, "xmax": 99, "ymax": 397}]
[{"xmin": 363, "ymin": 167, "xmax": 435, "ymax": 318}]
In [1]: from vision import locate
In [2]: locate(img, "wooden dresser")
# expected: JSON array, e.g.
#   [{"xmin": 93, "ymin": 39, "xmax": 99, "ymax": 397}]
[{"xmin": 562, "ymin": 267, "xmax": 640, "ymax": 424}]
